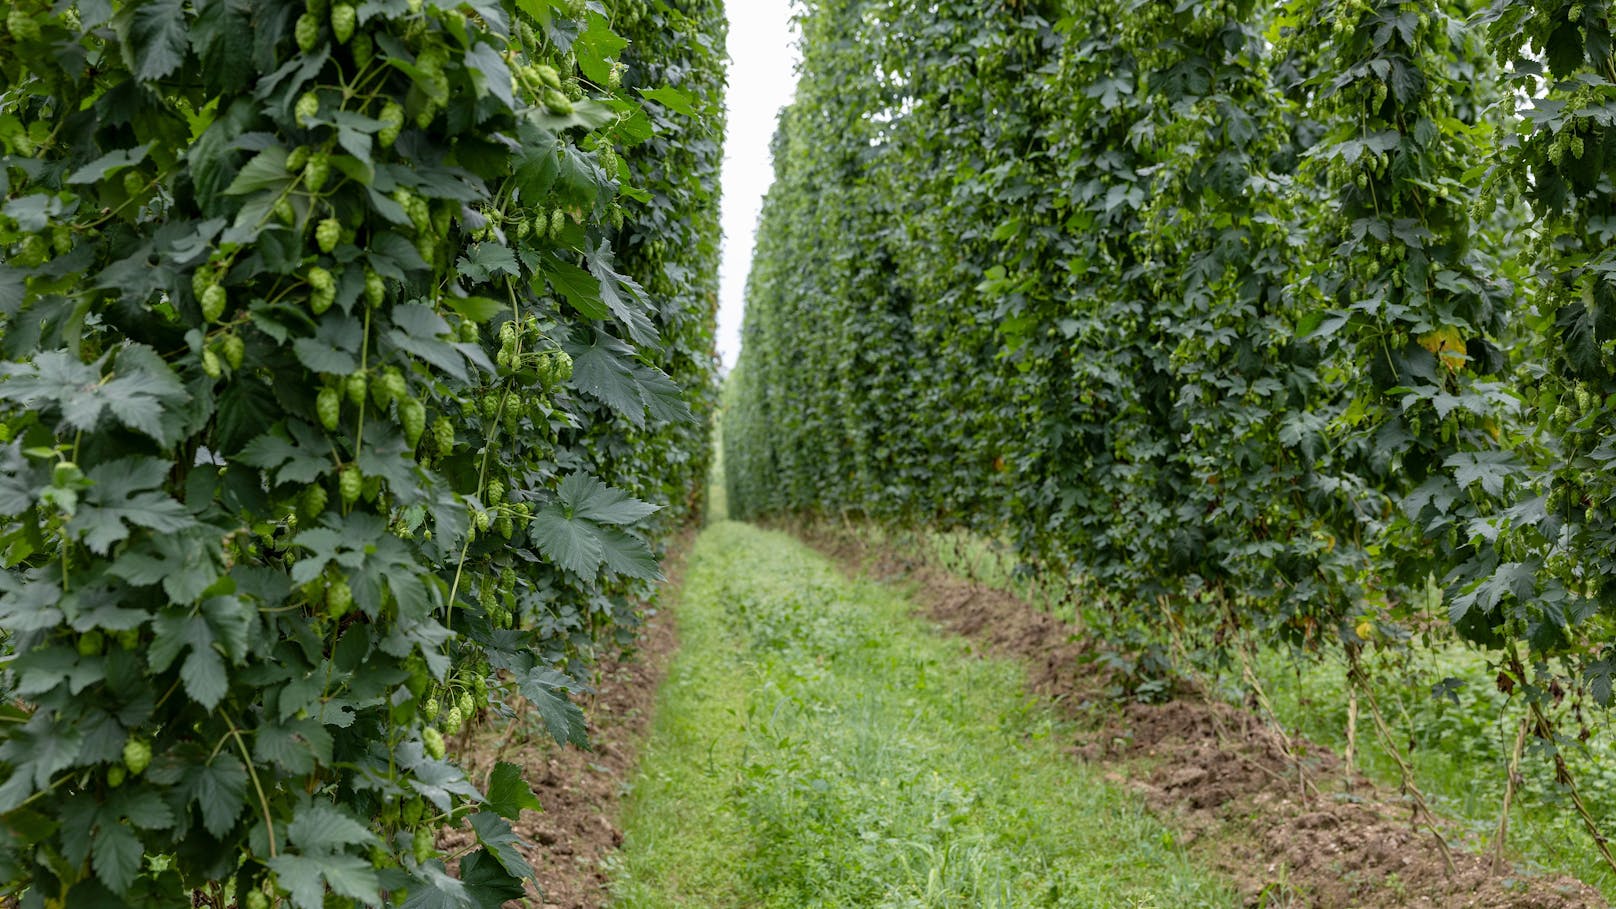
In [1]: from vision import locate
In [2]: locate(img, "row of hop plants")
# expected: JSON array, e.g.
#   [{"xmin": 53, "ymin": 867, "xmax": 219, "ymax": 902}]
[
  {"xmin": 726, "ymin": 0, "xmax": 1616, "ymax": 872},
  {"xmin": 0, "ymin": 0, "xmax": 723, "ymax": 905}
]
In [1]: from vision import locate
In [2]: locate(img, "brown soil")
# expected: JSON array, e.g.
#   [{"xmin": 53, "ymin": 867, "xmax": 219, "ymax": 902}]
[
  {"xmin": 793, "ymin": 522, "xmax": 1607, "ymax": 909},
  {"xmin": 442, "ymin": 533, "xmax": 690, "ymax": 909}
]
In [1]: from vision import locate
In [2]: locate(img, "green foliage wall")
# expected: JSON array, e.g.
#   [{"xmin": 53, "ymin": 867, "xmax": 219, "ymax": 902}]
[
  {"xmin": 0, "ymin": 0, "xmax": 723, "ymax": 905},
  {"xmin": 727, "ymin": 0, "xmax": 1616, "ymax": 709}
]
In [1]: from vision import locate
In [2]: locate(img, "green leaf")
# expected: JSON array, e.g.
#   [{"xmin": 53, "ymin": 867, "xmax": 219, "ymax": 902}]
[
  {"xmin": 224, "ymin": 146, "xmax": 293, "ymax": 196},
  {"xmin": 464, "ymin": 43, "xmax": 515, "ymax": 108},
  {"xmin": 556, "ymin": 472, "xmax": 658, "ymax": 525},
  {"xmin": 182, "ymin": 753, "xmax": 247, "ymax": 837},
  {"xmin": 66, "ymin": 144, "xmax": 153, "ymax": 185},
  {"xmin": 530, "ymin": 508, "xmax": 603, "ymax": 577},
  {"xmin": 106, "ymin": 787, "xmax": 176, "ymax": 831},
  {"xmin": 0, "ymin": 347, "xmax": 189, "ymax": 445},
  {"xmin": 149, "ymin": 608, "xmax": 232, "ymax": 708},
  {"xmin": 1445, "ymin": 450, "xmax": 1522, "ymax": 498},
  {"xmin": 484, "ymin": 763, "xmax": 542, "ymax": 820},
  {"xmin": 407, "ymin": 758, "xmax": 482, "ymax": 812},
  {"xmin": 238, "ymin": 422, "xmax": 334, "ymax": 486},
  {"xmin": 120, "ymin": 0, "xmax": 190, "ymax": 83},
  {"xmin": 597, "ymin": 526, "xmax": 662, "ymax": 581},
  {"xmin": 459, "ymin": 849, "xmax": 527, "ymax": 907},
  {"xmin": 111, "ymin": 527, "xmax": 223, "ymax": 604},
  {"xmin": 639, "ymin": 86, "xmax": 696, "ymax": 117},
  {"xmin": 288, "ymin": 803, "xmax": 379, "ymax": 853},
  {"xmin": 444, "ymin": 296, "xmax": 506, "ymax": 323},
  {"xmin": 546, "ymin": 259, "xmax": 611, "ymax": 321},
  {"xmin": 566, "ymin": 335, "xmax": 644, "ymax": 426},
  {"xmin": 518, "ymin": 668, "xmax": 589, "ymax": 748},
  {"xmin": 180, "ymin": 645, "xmax": 228, "ymax": 709},
  {"xmin": 399, "ymin": 861, "xmax": 474, "ymax": 909},
  {"xmin": 90, "ymin": 822, "xmax": 142, "ymax": 893},
  {"xmin": 67, "ymin": 458, "xmax": 195, "ymax": 555},
  {"xmin": 457, "ymin": 243, "xmax": 521, "ymax": 281},
  {"xmin": 573, "ymin": 13, "xmax": 628, "ymax": 84},
  {"xmin": 292, "ymin": 337, "xmax": 360, "ymax": 375},
  {"xmin": 583, "ymin": 240, "xmax": 656, "ymax": 344},
  {"xmin": 267, "ymin": 852, "xmax": 381, "ymax": 909},
  {"xmin": 468, "ymin": 813, "xmax": 533, "ymax": 881}
]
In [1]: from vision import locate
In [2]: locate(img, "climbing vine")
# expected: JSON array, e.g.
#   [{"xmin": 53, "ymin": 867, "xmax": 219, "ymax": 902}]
[
  {"xmin": 0, "ymin": 0, "xmax": 722, "ymax": 905},
  {"xmin": 725, "ymin": 0, "xmax": 1616, "ymax": 862}
]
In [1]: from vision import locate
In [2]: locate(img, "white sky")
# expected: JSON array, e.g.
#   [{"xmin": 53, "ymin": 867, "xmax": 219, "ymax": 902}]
[{"xmin": 717, "ymin": 1, "xmax": 801, "ymax": 371}]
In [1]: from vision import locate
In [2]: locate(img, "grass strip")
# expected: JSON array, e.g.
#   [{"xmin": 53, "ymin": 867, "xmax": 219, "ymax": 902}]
[{"xmin": 607, "ymin": 521, "xmax": 1237, "ymax": 908}]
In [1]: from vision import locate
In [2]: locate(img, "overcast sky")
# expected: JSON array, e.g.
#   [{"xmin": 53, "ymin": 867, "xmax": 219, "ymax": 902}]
[{"xmin": 716, "ymin": 1, "xmax": 801, "ymax": 371}]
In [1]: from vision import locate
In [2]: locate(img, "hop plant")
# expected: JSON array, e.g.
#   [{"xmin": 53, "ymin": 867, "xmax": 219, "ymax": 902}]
[
  {"xmin": 331, "ymin": 2, "xmax": 356, "ymax": 42},
  {"xmin": 316, "ymin": 217, "xmax": 342, "ymax": 253},
  {"xmin": 294, "ymin": 12, "xmax": 321, "ymax": 51}
]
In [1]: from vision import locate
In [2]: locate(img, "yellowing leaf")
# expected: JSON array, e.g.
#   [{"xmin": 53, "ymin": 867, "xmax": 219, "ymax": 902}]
[{"xmin": 1418, "ymin": 326, "xmax": 1467, "ymax": 371}]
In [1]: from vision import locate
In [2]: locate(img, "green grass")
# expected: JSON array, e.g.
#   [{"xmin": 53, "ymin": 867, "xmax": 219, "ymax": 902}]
[
  {"xmin": 815, "ymin": 517, "xmax": 1616, "ymax": 900},
  {"xmin": 607, "ymin": 521, "xmax": 1238, "ymax": 908}
]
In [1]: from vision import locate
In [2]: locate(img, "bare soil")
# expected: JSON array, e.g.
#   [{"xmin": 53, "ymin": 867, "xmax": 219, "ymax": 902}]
[
  {"xmin": 442, "ymin": 533, "xmax": 690, "ymax": 909},
  {"xmin": 793, "ymin": 522, "xmax": 1607, "ymax": 909}
]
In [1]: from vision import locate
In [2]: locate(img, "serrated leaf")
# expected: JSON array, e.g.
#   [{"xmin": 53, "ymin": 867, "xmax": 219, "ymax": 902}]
[
  {"xmin": 573, "ymin": 13, "xmax": 627, "ymax": 84},
  {"xmin": 224, "ymin": 146, "xmax": 292, "ymax": 196},
  {"xmin": 288, "ymin": 803, "xmax": 379, "ymax": 853},
  {"xmin": 639, "ymin": 86, "xmax": 696, "ymax": 117},
  {"xmin": 238, "ymin": 423, "xmax": 333, "ymax": 486},
  {"xmin": 90, "ymin": 822, "xmax": 142, "ymax": 893},
  {"xmin": 583, "ymin": 240, "xmax": 657, "ymax": 344},
  {"xmin": 66, "ymin": 144, "xmax": 153, "ymax": 185},
  {"xmin": 444, "ymin": 296, "xmax": 506, "ymax": 323},
  {"xmin": 555, "ymin": 473, "xmax": 658, "ymax": 525},
  {"xmin": 121, "ymin": 0, "xmax": 190, "ymax": 83},
  {"xmin": 110, "ymin": 528, "xmax": 223, "ymax": 604},
  {"xmin": 597, "ymin": 526, "xmax": 662, "ymax": 581},
  {"xmin": 530, "ymin": 508, "xmax": 603, "ymax": 577},
  {"xmin": 292, "ymin": 337, "xmax": 360, "ymax": 375},
  {"xmin": 1445, "ymin": 450, "xmax": 1523, "ymax": 498},
  {"xmin": 464, "ymin": 43, "xmax": 515, "ymax": 108},
  {"xmin": 484, "ymin": 763, "xmax": 542, "ymax": 820},
  {"xmin": 565, "ymin": 336, "xmax": 644, "ymax": 426},
  {"xmin": 468, "ymin": 812, "xmax": 533, "ymax": 881},
  {"xmin": 457, "ymin": 243, "xmax": 521, "ymax": 281},
  {"xmin": 459, "ymin": 849, "xmax": 527, "ymax": 907},
  {"xmin": 107, "ymin": 787, "xmax": 176, "ymax": 831},
  {"xmin": 399, "ymin": 861, "xmax": 474, "ymax": 909},
  {"xmin": 519, "ymin": 668, "xmax": 589, "ymax": 748},
  {"xmin": 267, "ymin": 852, "xmax": 381, "ymax": 909},
  {"xmin": 546, "ymin": 259, "xmax": 611, "ymax": 321},
  {"xmin": 407, "ymin": 758, "xmax": 483, "ymax": 812},
  {"xmin": 183, "ymin": 753, "xmax": 247, "ymax": 837},
  {"xmin": 0, "ymin": 347, "xmax": 189, "ymax": 445},
  {"xmin": 68, "ymin": 457, "xmax": 195, "ymax": 555}
]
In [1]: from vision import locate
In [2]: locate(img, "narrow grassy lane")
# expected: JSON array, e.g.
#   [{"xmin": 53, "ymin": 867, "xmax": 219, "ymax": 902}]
[{"xmin": 606, "ymin": 522, "xmax": 1237, "ymax": 908}]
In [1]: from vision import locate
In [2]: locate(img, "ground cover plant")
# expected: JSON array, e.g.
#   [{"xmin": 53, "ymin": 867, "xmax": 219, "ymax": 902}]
[
  {"xmin": 725, "ymin": 0, "xmax": 1616, "ymax": 885},
  {"xmin": 0, "ymin": 0, "xmax": 723, "ymax": 905},
  {"xmin": 608, "ymin": 521, "xmax": 1241, "ymax": 908}
]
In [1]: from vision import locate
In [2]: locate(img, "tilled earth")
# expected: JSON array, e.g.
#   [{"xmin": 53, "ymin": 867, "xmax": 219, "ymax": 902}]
[{"xmin": 795, "ymin": 523, "xmax": 1606, "ymax": 909}]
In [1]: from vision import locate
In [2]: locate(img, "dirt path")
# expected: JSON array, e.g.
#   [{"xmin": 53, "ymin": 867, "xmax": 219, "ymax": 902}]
[{"xmin": 795, "ymin": 523, "xmax": 1607, "ymax": 909}]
